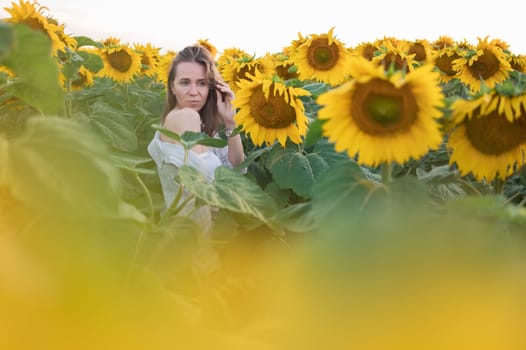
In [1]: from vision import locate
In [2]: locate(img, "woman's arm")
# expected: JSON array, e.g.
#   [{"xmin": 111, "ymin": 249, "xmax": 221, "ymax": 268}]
[{"xmin": 215, "ymin": 81, "xmax": 245, "ymax": 166}]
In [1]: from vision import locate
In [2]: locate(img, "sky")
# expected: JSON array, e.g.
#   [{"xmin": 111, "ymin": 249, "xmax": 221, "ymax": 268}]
[{"xmin": 2, "ymin": 0, "xmax": 525, "ymax": 55}]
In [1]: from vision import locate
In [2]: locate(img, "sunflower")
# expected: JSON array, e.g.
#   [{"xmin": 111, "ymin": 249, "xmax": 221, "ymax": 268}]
[
  {"xmin": 69, "ymin": 66, "xmax": 94, "ymax": 91},
  {"xmin": 509, "ymin": 54, "xmax": 526, "ymax": 73},
  {"xmin": 44, "ymin": 15, "xmax": 77, "ymax": 53},
  {"xmin": 54, "ymin": 23, "xmax": 77, "ymax": 51},
  {"xmin": 233, "ymin": 71, "xmax": 311, "ymax": 147},
  {"xmin": 455, "ymin": 39, "xmax": 475, "ymax": 51},
  {"xmin": 371, "ymin": 39, "xmax": 417, "ymax": 72},
  {"xmin": 282, "ymin": 32, "xmax": 308, "ymax": 57},
  {"xmin": 271, "ymin": 52, "xmax": 299, "ymax": 81},
  {"xmin": 216, "ymin": 47, "xmax": 250, "ymax": 68},
  {"xmin": 220, "ymin": 54, "xmax": 274, "ymax": 93},
  {"xmin": 432, "ymin": 46, "xmax": 463, "ymax": 84},
  {"xmin": 447, "ymin": 92, "xmax": 526, "ymax": 182},
  {"xmin": 353, "ymin": 41, "xmax": 378, "ymax": 61},
  {"xmin": 133, "ymin": 43, "xmax": 160, "ymax": 78},
  {"xmin": 101, "ymin": 36, "xmax": 121, "ymax": 47},
  {"xmin": 4, "ymin": 0, "xmax": 65, "ymax": 54},
  {"xmin": 491, "ymin": 37, "xmax": 511, "ymax": 52},
  {"xmin": 156, "ymin": 50, "xmax": 177, "ymax": 84},
  {"xmin": 195, "ymin": 38, "xmax": 218, "ymax": 59},
  {"xmin": 452, "ymin": 36, "xmax": 512, "ymax": 93},
  {"xmin": 407, "ymin": 39, "xmax": 434, "ymax": 64},
  {"xmin": 291, "ymin": 27, "xmax": 352, "ymax": 86},
  {"xmin": 97, "ymin": 44, "xmax": 142, "ymax": 83},
  {"xmin": 317, "ymin": 57, "xmax": 444, "ymax": 167},
  {"xmin": 432, "ymin": 35, "xmax": 456, "ymax": 50}
]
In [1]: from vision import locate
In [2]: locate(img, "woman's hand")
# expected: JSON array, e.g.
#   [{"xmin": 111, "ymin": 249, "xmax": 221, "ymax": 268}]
[{"xmin": 215, "ymin": 81, "xmax": 237, "ymax": 129}]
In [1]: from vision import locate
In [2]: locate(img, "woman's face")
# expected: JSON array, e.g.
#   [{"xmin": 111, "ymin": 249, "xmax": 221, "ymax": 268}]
[{"xmin": 171, "ymin": 61, "xmax": 210, "ymax": 111}]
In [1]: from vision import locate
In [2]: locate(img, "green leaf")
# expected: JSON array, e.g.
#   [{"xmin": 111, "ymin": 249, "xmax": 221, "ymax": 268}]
[
  {"xmin": 83, "ymin": 102, "xmax": 138, "ymax": 152},
  {"xmin": 178, "ymin": 166, "xmax": 278, "ymax": 225},
  {"xmin": 109, "ymin": 151, "xmax": 156, "ymax": 174},
  {"xmin": 265, "ymin": 143, "xmax": 340, "ymax": 198},
  {"xmin": 0, "ymin": 20, "xmax": 13, "ymax": 60},
  {"xmin": 77, "ymin": 50, "xmax": 104, "ymax": 73},
  {"xmin": 235, "ymin": 146, "xmax": 270, "ymax": 171},
  {"xmin": 310, "ymin": 160, "xmax": 369, "ymax": 226},
  {"xmin": 74, "ymin": 35, "xmax": 103, "ymax": 48},
  {"xmin": 303, "ymin": 118, "xmax": 325, "ymax": 148},
  {"xmin": 2, "ymin": 24, "xmax": 64, "ymax": 115},
  {"xmin": 178, "ymin": 130, "xmax": 227, "ymax": 148},
  {"xmin": 416, "ymin": 164, "xmax": 460, "ymax": 185},
  {"xmin": 152, "ymin": 124, "xmax": 227, "ymax": 149},
  {"xmin": 6, "ymin": 117, "xmax": 122, "ymax": 217},
  {"xmin": 272, "ymin": 202, "xmax": 316, "ymax": 233},
  {"xmin": 302, "ymin": 82, "xmax": 331, "ymax": 97}
]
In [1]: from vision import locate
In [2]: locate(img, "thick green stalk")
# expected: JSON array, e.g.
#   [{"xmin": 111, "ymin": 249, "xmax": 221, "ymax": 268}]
[{"xmin": 381, "ymin": 162, "xmax": 392, "ymax": 185}]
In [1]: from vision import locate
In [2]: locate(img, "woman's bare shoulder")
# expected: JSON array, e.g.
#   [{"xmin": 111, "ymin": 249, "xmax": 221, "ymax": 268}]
[{"xmin": 164, "ymin": 108, "xmax": 200, "ymax": 130}]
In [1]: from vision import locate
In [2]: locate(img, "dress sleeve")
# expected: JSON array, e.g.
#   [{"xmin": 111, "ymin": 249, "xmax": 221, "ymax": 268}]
[{"xmin": 209, "ymin": 143, "xmax": 232, "ymax": 168}]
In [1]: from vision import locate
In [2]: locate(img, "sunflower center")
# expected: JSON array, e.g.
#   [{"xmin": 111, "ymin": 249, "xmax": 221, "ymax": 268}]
[
  {"xmin": 464, "ymin": 110, "xmax": 526, "ymax": 155},
  {"xmin": 351, "ymin": 78, "xmax": 418, "ymax": 135},
  {"xmin": 276, "ymin": 63, "xmax": 298, "ymax": 80},
  {"xmin": 307, "ymin": 38, "xmax": 339, "ymax": 71},
  {"xmin": 468, "ymin": 50, "xmax": 500, "ymax": 80},
  {"xmin": 107, "ymin": 50, "xmax": 132, "ymax": 72},
  {"xmin": 249, "ymin": 86, "xmax": 296, "ymax": 129},
  {"xmin": 408, "ymin": 43, "xmax": 426, "ymax": 62},
  {"xmin": 436, "ymin": 53, "xmax": 460, "ymax": 76},
  {"xmin": 381, "ymin": 53, "xmax": 406, "ymax": 71},
  {"xmin": 360, "ymin": 44, "xmax": 376, "ymax": 61}
]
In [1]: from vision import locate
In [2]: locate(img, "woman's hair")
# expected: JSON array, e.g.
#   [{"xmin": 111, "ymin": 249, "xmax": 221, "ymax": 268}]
[{"xmin": 162, "ymin": 45, "xmax": 223, "ymax": 136}]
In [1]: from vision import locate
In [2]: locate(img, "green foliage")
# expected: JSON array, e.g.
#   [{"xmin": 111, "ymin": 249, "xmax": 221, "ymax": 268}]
[
  {"xmin": 0, "ymin": 20, "xmax": 13, "ymax": 60},
  {"xmin": 179, "ymin": 166, "xmax": 278, "ymax": 227},
  {"xmin": 5, "ymin": 117, "xmax": 122, "ymax": 217},
  {"xmin": 0, "ymin": 24, "xmax": 64, "ymax": 115},
  {"xmin": 76, "ymin": 101, "xmax": 138, "ymax": 152}
]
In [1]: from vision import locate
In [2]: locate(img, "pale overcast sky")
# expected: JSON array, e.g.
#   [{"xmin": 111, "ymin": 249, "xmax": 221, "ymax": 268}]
[{"xmin": 2, "ymin": 0, "xmax": 525, "ymax": 55}]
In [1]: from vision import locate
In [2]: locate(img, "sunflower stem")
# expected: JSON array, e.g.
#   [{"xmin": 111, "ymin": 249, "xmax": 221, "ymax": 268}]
[
  {"xmin": 381, "ymin": 162, "xmax": 392, "ymax": 185},
  {"xmin": 64, "ymin": 77, "xmax": 72, "ymax": 119},
  {"xmin": 134, "ymin": 172, "xmax": 155, "ymax": 225}
]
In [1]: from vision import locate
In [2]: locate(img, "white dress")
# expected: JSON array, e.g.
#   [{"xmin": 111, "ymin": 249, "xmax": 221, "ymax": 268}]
[
  {"xmin": 147, "ymin": 130, "xmax": 232, "ymax": 272},
  {"xmin": 147, "ymin": 130, "xmax": 232, "ymax": 225}
]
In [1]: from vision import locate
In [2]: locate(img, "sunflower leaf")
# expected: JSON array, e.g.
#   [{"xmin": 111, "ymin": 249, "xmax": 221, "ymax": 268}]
[
  {"xmin": 271, "ymin": 202, "xmax": 316, "ymax": 233},
  {"xmin": 1, "ymin": 24, "xmax": 64, "ymax": 115},
  {"xmin": 6, "ymin": 117, "xmax": 122, "ymax": 217},
  {"xmin": 77, "ymin": 50, "xmax": 104, "ymax": 73},
  {"xmin": 74, "ymin": 35, "xmax": 104, "ymax": 49},
  {"xmin": 179, "ymin": 131, "xmax": 227, "ymax": 148},
  {"xmin": 265, "ymin": 141, "xmax": 345, "ymax": 198},
  {"xmin": 152, "ymin": 125, "xmax": 227, "ymax": 149},
  {"xmin": 310, "ymin": 160, "xmax": 369, "ymax": 227},
  {"xmin": 178, "ymin": 166, "xmax": 278, "ymax": 225},
  {"xmin": 0, "ymin": 20, "xmax": 13, "ymax": 60},
  {"xmin": 79, "ymin": 102, "xmax": 138, "ymax": 152}
]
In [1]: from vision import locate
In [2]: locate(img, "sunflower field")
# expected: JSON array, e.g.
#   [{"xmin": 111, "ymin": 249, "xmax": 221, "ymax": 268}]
[{"xmin": 2, "ymin": 1, "xmax": 526, "ymax": 349}]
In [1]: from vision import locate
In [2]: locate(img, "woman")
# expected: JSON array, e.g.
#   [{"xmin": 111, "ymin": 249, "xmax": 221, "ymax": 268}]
[{"xmin": 148, "ymin": 45, "xmax": 245, "ymax": 235}]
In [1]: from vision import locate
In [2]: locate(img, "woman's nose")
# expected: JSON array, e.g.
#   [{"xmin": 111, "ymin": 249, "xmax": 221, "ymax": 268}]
[{"xmin": 188, "ymin": 83, "xmax": 199, "ymax": 94}]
